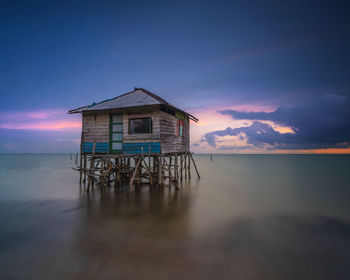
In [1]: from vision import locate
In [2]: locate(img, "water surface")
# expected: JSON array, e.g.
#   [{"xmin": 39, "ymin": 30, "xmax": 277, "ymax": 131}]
[{"xmin": 0, "ymin": 154, "xmax": 349, "ymax": 280}]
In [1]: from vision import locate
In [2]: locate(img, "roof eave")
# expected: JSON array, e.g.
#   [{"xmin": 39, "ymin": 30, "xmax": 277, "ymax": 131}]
[
  {"xmin": 164, "ymin": 104, "xmax": 198, "ymax": 122},
  {"xmin": 68, "ymin": 105, "xmax": 89, "ymax": 114}
]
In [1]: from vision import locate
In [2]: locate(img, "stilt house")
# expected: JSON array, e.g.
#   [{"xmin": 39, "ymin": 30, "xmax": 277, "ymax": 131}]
[{"xmin": 69, "ymin": 88, "xmax": 198, "ymax": 155}]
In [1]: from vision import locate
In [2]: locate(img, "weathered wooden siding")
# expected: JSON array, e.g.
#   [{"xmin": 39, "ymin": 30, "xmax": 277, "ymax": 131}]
[
  {"xmin": 82, "ymin": 113, "xmax": 109, "ymax": 142},
  {"xmin": 160, "ymin": 111, "xmax": 189, "ymax": 153},
  {"xmin": 81, "ymin": 108, "xmax": 190, "ymax": 154},
  {"xmin": 122, "ymin": 110, "xmax": 160, "ymax": 143}
]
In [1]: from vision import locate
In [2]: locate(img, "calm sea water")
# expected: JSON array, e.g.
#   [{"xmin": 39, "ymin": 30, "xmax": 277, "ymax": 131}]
[{"xmin": 0, "ymin": 154, "xmax": 349, "ymax": 280}]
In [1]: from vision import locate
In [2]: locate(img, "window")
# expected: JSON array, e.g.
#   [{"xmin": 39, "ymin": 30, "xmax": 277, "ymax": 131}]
[
  {"xmin": 176, "ymin": 119, "xmax": 183, "ymax": 136},
  {"xmin": 129, "ymin": 117, "xmax": 152, "ymax": 134}
]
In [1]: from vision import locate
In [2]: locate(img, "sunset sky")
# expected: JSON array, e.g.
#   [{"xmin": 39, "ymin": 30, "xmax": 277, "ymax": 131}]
[{"xmin": 1, "ymin": 0, "xmax": 350, "ymax": 153}]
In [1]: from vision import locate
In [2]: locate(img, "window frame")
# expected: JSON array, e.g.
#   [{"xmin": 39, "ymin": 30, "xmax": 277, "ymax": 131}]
[
  {"xmin": 176, "ymin": 119, "xmax": 184, "ymax": 137},
  {"xmin": 128, "ymin": 117, "xmax": 153, "ymax": 134}
]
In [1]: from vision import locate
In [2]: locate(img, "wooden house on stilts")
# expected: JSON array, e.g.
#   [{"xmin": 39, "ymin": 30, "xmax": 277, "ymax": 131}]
[{"xmin": 69, "ymin": 88, "xmax": 200, "ymax": 191}]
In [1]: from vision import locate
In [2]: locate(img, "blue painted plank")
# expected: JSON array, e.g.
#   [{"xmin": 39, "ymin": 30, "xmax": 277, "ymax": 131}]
[
  {"xmin": 83, "ymin": 143, "xmax": 109, "ymax": 147},
  {"xmin": 82, "ymin": 142, "xmax": 161, "ymax": 154},
  {"xmin": 123, "ymin": 142, "xmax": 161, "ymax": 154},
  {"xmin": 83, "ymin": 142, "xmax": 109, "ymax": 154}
]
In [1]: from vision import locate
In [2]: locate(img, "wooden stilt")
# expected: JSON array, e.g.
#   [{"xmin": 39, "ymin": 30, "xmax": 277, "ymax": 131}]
[
  {"xmin": 74, "ymin": 150, "xmax": 199, "ymax": 192},
  {"xmin": 174, "ymin": 153, "xmax": 179, "ymax": 188},
  {"xmin": 180, "ymin": 153, "xmax": 183, "ymax": 183},
  {"xmin": 190, "ymin": 153, "xmax": 200, "ymax": 179},
  {"xmin": 87, "ymin": 156, "xmax": 93, "ymax": 192},
  {"xmin": 169, "ymin": 156, "xmax": 173, "ymax": 186},
  {"xmin": 130, "ymin": 157, "xmax": 142, "ymax": 189},
  {"xmin": 188, "ymin": 152, "xmax": 191, "ymax": 179},
  {"xmin": 158, "ymin": 155, "xmax": 163, "ymax": 187},
  {"xmin": 83, "ymin": 155, "xmax": 87, "ymax": 182},
  {"xmin": 79, "ymin": 153, "xmax": 83, "ymax": 183},
  {"xmin": 184, "ymin": 153, "xmax": 187, "ymax": 180}
]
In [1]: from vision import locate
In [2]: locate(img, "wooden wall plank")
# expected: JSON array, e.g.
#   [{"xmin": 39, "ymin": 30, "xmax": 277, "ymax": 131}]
[
  {"xmin": 82, "ymin": 113, "xmax": 109, "ymax": 142},
  {"xmin": 159, "ymin": 111, "xmax": 190, "ymax": 153}
]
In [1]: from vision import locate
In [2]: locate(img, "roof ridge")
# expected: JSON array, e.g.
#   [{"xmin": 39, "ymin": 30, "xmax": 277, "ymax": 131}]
[
  {"xmin": 88, "ymin": 88, "xmax": 166, "ymax": 109},
  {"xmin": 87, "ymin": 89, "xmax": 136, "ymax": 108},
  {"xmin": 135, "ymin": 88, "xmax": 168, "ymax": 104}
]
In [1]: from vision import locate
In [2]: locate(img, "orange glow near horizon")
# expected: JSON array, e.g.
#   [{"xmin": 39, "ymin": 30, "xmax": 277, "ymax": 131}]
[
  {"xmin": 1, "ymin": 107, "xmax": 349, "ymax": 154},
  {"xmin": 281, "ymin": 148, "xmax": 350, "ymax": 154}
]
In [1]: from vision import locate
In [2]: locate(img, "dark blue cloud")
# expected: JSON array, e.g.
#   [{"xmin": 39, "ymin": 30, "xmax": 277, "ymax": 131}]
[
  {"xmin": 206, "ymin": 94, "xmax": 350, "ymax": 150},
  {"xmin": 205, "ymin": 121, "xmax": 297, "ymax": 149}
]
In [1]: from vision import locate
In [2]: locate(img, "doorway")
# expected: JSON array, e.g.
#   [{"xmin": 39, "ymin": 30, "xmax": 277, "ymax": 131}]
[{"xmin": 110, "ymin": 114, "xmax": 123, "ymax": 153}]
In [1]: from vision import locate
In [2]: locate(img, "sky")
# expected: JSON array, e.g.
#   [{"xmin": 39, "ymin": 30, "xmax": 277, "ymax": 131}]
[{"xmin": 1, "ymin": 0, "xmax": 350, "ymax": 153}]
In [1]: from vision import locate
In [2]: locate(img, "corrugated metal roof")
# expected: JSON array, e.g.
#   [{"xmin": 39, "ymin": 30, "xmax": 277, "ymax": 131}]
[
  {"xmin": 68, "ymin": 88, "xmax": 198, "ymax": 122},
  {"xmin": 85, "ymin": 89, "xmax": 162, "ymax": 111}
]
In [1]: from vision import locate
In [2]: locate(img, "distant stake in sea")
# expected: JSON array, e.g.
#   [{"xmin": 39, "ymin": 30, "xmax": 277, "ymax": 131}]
[{"xmin": 69, "ymin": 87, "xmax": 200, "ymax": 192}]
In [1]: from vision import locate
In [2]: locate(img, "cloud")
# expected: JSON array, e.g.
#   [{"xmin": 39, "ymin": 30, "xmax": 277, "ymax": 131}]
[
  {"xmin": 205, "ymin": 94, "xmax": 350, "ymax": 150},
  {"xmin": 205, "ymin": 121, "xmax": 296, "ymax": 149},
  {"xmin": 217, "ymin": 145, "xmax": 252, "ymax": 151},
  {"xmin": 0, "ymin": 109, "xmax": 64, "ymax": 120},
  {"xmin": 0, "ymin": 121, "xmax": 81, "ymax": 130},
  {"xmin": 0, "ymin": 109, "xmax": 81, "ymax": 131}
]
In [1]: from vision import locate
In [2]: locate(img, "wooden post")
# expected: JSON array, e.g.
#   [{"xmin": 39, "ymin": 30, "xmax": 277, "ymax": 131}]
[
  {"xmin": 184, "ymin": 153, "xmax": 187, "ymax": 180},
  {"xmin": 87, "ymin": 156, "xmax": 94, "ymax": 192},
  {"xmin": 92, "ymin": 141, "xmax": 96, "ymax": 156},
  {"xmin": 86, "ymin": 142, "xmax": 97, "ymax": 192},
  {"xmin": 180, "ymin": 153, "xmax": 183, "ymax": 183},
  {"xmin": 116, "ymin": 158, "xmax": 120, "ymax": 183},
  {"xmin": 169, "ymin": 156, "xmax": 173, "ymax": 186},
  {"xmin": 130, "ymin": 157, "xmax": 142, "ymax": 189},
  {"xmin": 83, "ymin": 155, "xmax": 87, "ymax": 183},
  {"xmin": 158, "ymin": 155, "xmax": 162, "ymax": 187},
  {"xmin": 148, "ymin": 145, "xmax": 151, "ymax": 187},
  {"xmin": 127, "ymin": 158, "xmax": 130, "ymax": 181},
  {"xmin": 79, "ymin": 153, "xmax": 83, "ymax": 184},
  {"xmin": 188, "ymin": 152, "xmax": 191, "ymax": 179},
  {"xmin": 100, "ymin": 159, "xmax": 105, "ymax": 187},
  {"xmin": 152, "ymin": 156, "xmax": 156, "ymax": 187},
  {"xmin": 121, "ymin": 157, "xmax": 126, "ymax": 184},
  {"xmin": 174, "ymin": 153, "xmax": 178, "ymax": 188},
  {"xmin": 79, "ymin": 132, "xmax": 83, "ymax": 183},
  {"xmin": 139, "ymin": 157, "xmax": 143, "ymax": 187},
  {"xmin": 190, "ymin": 153, "xmax": 200, "ymax": 179}
]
